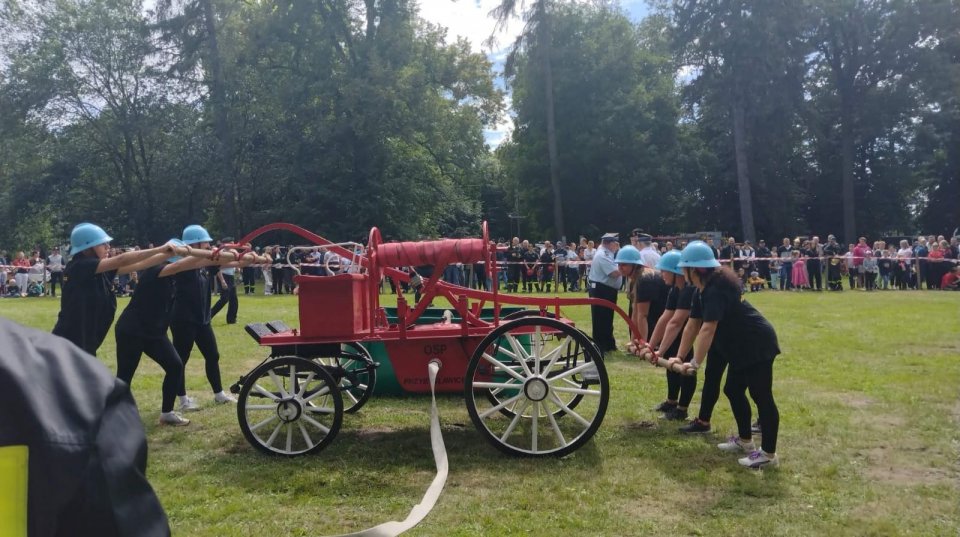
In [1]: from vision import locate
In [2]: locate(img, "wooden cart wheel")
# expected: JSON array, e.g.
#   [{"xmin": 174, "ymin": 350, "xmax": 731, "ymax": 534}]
[
  {"xmin": 317, "ymin": 342, "xmax": 377, "ymax": 413},
  {"xmin": 465, "ymin": 317, "xmax": 609, "ymax": 457},
  {"xmin": 237, "ymin": 356, "xmax": 343, "ymax": 457}
]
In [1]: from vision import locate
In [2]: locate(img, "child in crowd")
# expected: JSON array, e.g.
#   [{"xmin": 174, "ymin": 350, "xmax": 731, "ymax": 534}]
[
  {"xmin": 769, "ymin": 258, "xmax": 781, "ymax": 289},
  {"xmin": 862, "ymin": 250, "xmax": 879, "ymax": 291},
  {"xmin": 748, "ymin": 271, "xmax": 766, "ymax": 292},
  {"xmin": 790, "ymin": 250, "xmax": 808, "ymax": 291}
]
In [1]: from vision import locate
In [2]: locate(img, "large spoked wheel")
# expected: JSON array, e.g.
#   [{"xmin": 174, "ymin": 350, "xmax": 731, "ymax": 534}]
[
  {"xmin": 465, "ymin": 317, "xmax": 609, "ymax": 457},
  {"xmin": 317, "ymin": 342, "xmax": 377, "ymax": 413},
  {"xmin": 237, "ymin": 356, "xmax": 343, "ymax": 457}
]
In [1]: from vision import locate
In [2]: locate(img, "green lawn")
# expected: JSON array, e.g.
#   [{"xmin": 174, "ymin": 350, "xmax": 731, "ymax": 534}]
[{"xmin": 2, "ymin": 290, "xmax": 958, "ymax": 536}]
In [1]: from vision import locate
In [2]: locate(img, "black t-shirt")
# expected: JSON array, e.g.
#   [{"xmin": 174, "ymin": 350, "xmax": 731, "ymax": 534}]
[
  {"xmin": 634, "ymin": 271, "xmax": 669, "ymax": 336},
  {"xmin": 756, "ymin": 246, "xmax": 771, "ymax": 264},
  {"xmin": 698, "ymin": 278, "xmax": 780, "ymax": 370},
  {"xmin": 660, "ymin": 285, "xmax": 696, "ymax": 358},
  {"xmin": 539, "ymin": 250, "xmax": 555, "ymax": 266},
  {"xmin": 52, "ymin": 255, "xmax": 117, "ymax": 356},
  {"xmin": 522, "ymin": 250, "xmax": 539, "ymax": 265},
  {"xmin": 116, "ymin": 264, "xmax": 176, "ymax": 339},
  {"xmin": 172, "ymin": 267, "xmax": 214, "ymax": 326},
  {"xmin": 664, "ymin": 286, "xmax": 679, "ymax": 311}
]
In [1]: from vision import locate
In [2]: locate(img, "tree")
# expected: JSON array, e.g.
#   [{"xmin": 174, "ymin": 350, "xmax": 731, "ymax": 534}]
[{"xmin": 489, "ymin": 0, "xmax": 566, "ymax": 240}]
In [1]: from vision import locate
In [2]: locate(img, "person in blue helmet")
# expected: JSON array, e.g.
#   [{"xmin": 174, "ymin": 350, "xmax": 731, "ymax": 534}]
[
  {"xmin": 170, "ymin": 225, "xmax": 242, "ymax": 411},
  {"xmin": 644, "ymin": 250, "xmax": 698, "ymax": 421},
  {"xmin": 52, "ymin": 223, "xmax": 178, "ymax": 356},
  {"xmin": 115, "ymin": 239, "xmax": 237, "ymax": 426},
  {"xmin": 615, "ymin": 244, "xmax": 667, "ymax": 344},
  {"xmin": 669, "ymin": 241, "xmax": 782, "ymax": 469}
]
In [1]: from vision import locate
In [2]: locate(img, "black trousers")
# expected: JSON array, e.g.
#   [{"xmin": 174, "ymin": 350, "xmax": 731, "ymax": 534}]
[
  {"xmin": 724, "ymin": 359, "xmax": 779, "ymax": 454},
  {"xmin": 170, "ymin": 321, "xmax": 223, "ymax": 394},
  {"xmin": 116, "ymin": 328, "xmax": 182, "ymax": 413},
  {"xmin": 666, "ymin": 348, "xmax": 698, "ymax": 407},
  {"xmin": 210, "ymin": 274, "xmax": 238, "ymax": 323},
  {"xmin": 757, "ymin": 263, "xmax": 772, "ymax": 288},
  {"xmin": 697, "ymin": 349, "xmax": 728, "ymax": 422},
  {"xmin": 49, "ymin": 271, "xmax": 63, "ymax": 297},
  {"xmin": 588, "ymin": 282, "xmax": 618, "ymax": 353},
  {"xmin": 271, "ymin": 267, "xmax": 284, "ymax": 294},
  {"xmin": 807, "ymin": 260, "xmax": 822, "ymax": 290},
  {"xmin": 241, "ymin": 266, "xmax": 256, "ymax": 294}
]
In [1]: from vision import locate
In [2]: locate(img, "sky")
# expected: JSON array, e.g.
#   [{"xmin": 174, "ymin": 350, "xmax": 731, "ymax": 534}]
[{"xmin": 416, "ymin": 0, "xmax": 651, "ymax": 147}]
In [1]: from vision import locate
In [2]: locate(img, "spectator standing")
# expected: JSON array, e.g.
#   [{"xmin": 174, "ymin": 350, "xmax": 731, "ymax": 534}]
[
  {"xmin": 581, "ymin": 240, "xmax": 596, "ymax": 291},
  {"xmin": 914, "ymin": 237, "xmax": 929, "ymax": 289},
  {"xmin": 587, "ymin": 233, "xmax": 622, "ymax": 355},
  {"xmin": 47, "ymin": 247, "xmax": 64, "ymax": 297},
  {"xmin": 790, "ymin": 250, "xmax": 808, "ymax": 290},
  {"xmin": 878, "ymin": 250, "xmax": 894, "ymax": 290},
  {"xmin": 506, "ymin": 237, "xmax": 523, "ymax": 293},
  {"xmin": 210, "ymin": 265, "xmax": 238, "ymax": 324},
  {"xmin": 896, "ymin": 240, "xmax": 913, "ymax": 289},
  {"xmin": 755, "ymin": 240, "xmax": 772, "ymax": 289},
  {"xmin": 537, "ymin": 241, "xmax": 556, "ymax": 293},
  {"xmin": 521, "ymin": 241, "xmax": 539, "ymax": 293},
  {"xmin": 807, "ymin": 237, "xmax": 823, "ymax": 291},
  {"xmin": 12, "ymin": 251, "xmax": 30, "ymax": 297},
  {"xmin": 776, "ymin": 238, "xmax": 794, "ymax": 290},
  {"xmin": 862, "ymin": 250, "xmax": 879, "ymax": 290}
]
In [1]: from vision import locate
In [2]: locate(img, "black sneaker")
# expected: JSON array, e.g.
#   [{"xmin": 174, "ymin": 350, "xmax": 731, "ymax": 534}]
[
  {"xmin": 661, "ymin": 407, "xmax": 688, "ymax": 421},
  {"xmin": 751, "ymin": 420, "xmax": 762, "ymax": 434},
  {"xmin": 679, "ymin": 418, "xmax": 711, "ymax": 434},
  {"xmin": 653, "ymin": 400, "xmax": 677, "ymax": 412}
]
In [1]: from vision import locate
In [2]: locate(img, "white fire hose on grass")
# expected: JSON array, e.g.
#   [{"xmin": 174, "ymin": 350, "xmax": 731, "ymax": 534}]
[{"xmin": 332, "ymin": 359, "xmax": 448, "ymax": 537}]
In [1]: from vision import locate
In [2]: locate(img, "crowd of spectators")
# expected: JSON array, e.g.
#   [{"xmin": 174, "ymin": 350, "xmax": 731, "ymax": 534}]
[{"xmin": 2, "ymin": 232, "xmax": 957, "ymax": 299}]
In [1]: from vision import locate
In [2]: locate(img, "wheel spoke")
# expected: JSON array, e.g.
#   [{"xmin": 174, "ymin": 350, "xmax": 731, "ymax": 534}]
[
  {"xmin": 482, "ymin": 352, "xmax": 526, "ymax": 382},
  {"xmin": 252, "ymin": 383, "xmax": 280, "ymax": 401},
  {"xmin": 285, "ymin": 423, "xmax": 293, "ymax": 452},
  {"xmin": 267, "ymin": 370, "xmax": 290, "ymax": 398},
  {"xmin": 549, "ymin": 392, "xmax": 591, "ymax": 428},
  {"xmin": 297, "ymin": 371, "xmax": 316, "ymax": 396},
  {"xmin": 298, "ymin": 422, "xmax": 314, "ymax": 449},
  {"xmin": 344, "ymin": 390, "xmax": 359, "ymax": 406},
  {"xmin": 506, "ymin": 334, "xmax": 533, "ymax": 376},
  {"xmin": 472, "ymin": 381, "xmax": 525, "ymax": 390},
  {"xmin": 499, "ymin": 399, "xmax": 529, "ymax": 442},
  {"xmin": 248, "ymin": 414, "xmax": 277, "ymax": 432},
  {"xmin": 302, "ymin": 414, "xmax": 331, "ymax": 434},
  {"xmin": 539, "ymin": 336, "xmax": 571, "ymax": 376},
  {"xmin": 550, "ymin": 360, "xmax": 598, "ymax": 383},
  {"xmin": 304, "ymin": 406, "xmax": 336, "ymax": 414},
  {"xmin": 265, "ymin": 421, "xmax": 284, "ymax": 447},
  {"xmin": 531, "ymin": 401, "xmax": 539, "ymax": 451},
  {"xmin": 551, "ymin": 386, "xmax": 602, "ymax": 396},
  {"xmin": 479, "ymin": 392, "xmax": 524, "ymax": 419},
  {"xmin": 545, "ymin": 403, "xmax": 567, "ymax": 447},
  {"xmin": 533, "ymin": 326, "xmax": 542, "ymax": 375},
  {"xmin": 245, "ymin": 404, "xmax": 278, "ymax": 410},
  {"xmin": 303, "ymin": 385, "xmax": 332, "ymax": 403}
]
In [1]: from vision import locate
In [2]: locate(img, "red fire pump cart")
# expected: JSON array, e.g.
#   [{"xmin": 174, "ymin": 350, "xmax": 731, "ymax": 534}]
[{"xmin": 231, "ymin": 222, "xmax": 645, "ymax": 458}]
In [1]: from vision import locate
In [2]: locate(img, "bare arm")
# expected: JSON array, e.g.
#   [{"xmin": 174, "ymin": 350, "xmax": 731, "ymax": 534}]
[
  {"xmin": 116, "ymin": 251, "xmax": 170, "ymax": 276},
  {"xmin": 648, "ymin": 309, "xmax": 674, "ymax": 349},
  {"xmin": 96, "ymin": 244, "xmax": 174, "ymax": 275},
  {"xmin": 686, "ymin": 321, "xmax": 718, "ymax": 370},
  {"xmin": 658, "ymin": 309, "xmax": 692, "ymax": 355},
  {"xmin": 631, "ymin": 301, "xmax": 651, "ymax": 342}
]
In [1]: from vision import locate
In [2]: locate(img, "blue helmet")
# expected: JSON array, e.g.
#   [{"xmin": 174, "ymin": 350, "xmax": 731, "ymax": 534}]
[
  {"xmin": 614, "ymin": 245, "xmax": 643, "ymax": 265},
  {"xmin": 678, "ymin": 240, "xmax": 721, "ymax": 269},
  {"xmin": 655, "ymin": 250, "xmax": 683, "ymax": 275},
  {"xmin": 69, "ymin": 223, "xmax": 113, "ymax": 255},
  {"xmin": 167, "ymin": 238, "xmax": 186, "ymax": 262},
  {"xmin": 182, "ymin": 224, "xmax": 212, "ymax": 245}
]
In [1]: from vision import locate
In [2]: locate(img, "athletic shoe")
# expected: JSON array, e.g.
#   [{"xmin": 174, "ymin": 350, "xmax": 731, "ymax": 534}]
[
  {"xmin": 718, "ymin": 435, "xmax": 756, "ymax": 453},
  {"xmin": 653, "ymin": 400, "xmax": 677, "ymax": 412},
  {"xmin": 179, "ymin": 395, "xmax": 200, "ymax": 412},
  {"xmin": 661, "ymin": 407, "xmax": 688, "ymax": 421},
  {"xmin": 159, "ymin": 412, "xmax": 190, "ymax": 426},
  {"xmin": 678, "ymin": 418, "xmax": 711, "ymax": 434},
  {"xmin": 214, "ymin": 391, "xmax": 237, "ymax": 404},
  {"xmin": 739, "ymin": 450, "xmax": 779, "ymax": 469},
  {"xmin": 751, "ymin": 420, "xmax": 762, "ymax": 434}
]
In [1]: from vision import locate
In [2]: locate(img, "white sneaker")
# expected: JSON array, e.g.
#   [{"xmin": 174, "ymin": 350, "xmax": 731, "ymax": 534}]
[
  {"xmin": 179, "ymin": 395, "xmax": 200, "ymax": 412},
  {"xmin": 717, "ymin": 435, "xmax": 756, "ymax": 453},
  {"xmin": 159, "ymin": 412, "xmax": 190, "ymax": 426},
  {"xmin": 739, "ymin": 450, "xmax": 779, "ymax": 469},
  {"xmin": 214, "ymin": 391, "xmax": 237, "ymax": 404}
]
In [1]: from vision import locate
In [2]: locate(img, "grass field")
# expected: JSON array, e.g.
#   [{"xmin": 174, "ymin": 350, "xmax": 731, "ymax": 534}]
[{"xmin": 2, "ymin": 289, "xmax": 958, "ymax": 536}]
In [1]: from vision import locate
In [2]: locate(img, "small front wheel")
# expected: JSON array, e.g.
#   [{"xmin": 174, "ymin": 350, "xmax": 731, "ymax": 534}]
[{"xmin": 237, "ymin": 356, "xmax": 343, "ymax": 457}]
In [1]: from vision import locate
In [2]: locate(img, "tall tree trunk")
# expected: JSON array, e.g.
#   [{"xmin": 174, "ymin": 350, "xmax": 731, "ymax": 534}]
[
  {"xmin": 839, "ymin": 101, "xmax": 856, "ymax": 243},
  {"xmin": 201, "ymin": 0, "xmax": 237, "ymax": 237},
  {"xmin": 540, "ymin": 14, "xmax": 565, "ymax": 241},
  {"xmin": 732, "ymin": 100, "xmax": 755, "ymax": 243}
]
